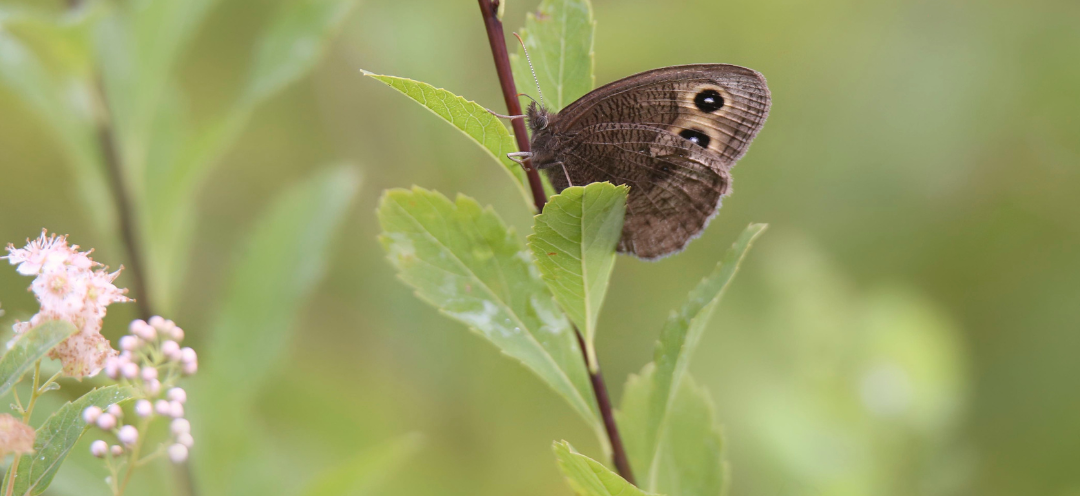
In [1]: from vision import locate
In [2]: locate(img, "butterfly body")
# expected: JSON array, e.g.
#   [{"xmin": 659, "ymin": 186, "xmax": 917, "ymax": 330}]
[{"xmin": 525, "ymin": 64, "xmax": 771, "ymax": 260}]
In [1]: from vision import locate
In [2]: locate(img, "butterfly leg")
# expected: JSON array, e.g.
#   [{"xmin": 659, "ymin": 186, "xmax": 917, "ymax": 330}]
[
  {"xmin": 506, "ymin": 152, "xmax": 533, "ymax": 171},
  {"xmin": 486, "ymin": 108, "xmax": 526, "ymax": 121},
  {"xmin": 554, "ymin": 162, "xmax": 573, "ymax": 187}
]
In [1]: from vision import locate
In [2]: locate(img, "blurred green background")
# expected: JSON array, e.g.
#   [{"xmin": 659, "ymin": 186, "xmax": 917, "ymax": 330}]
[{"xmin": 1, "ymin": 0, "xmax": 1078, "ymax": 495}]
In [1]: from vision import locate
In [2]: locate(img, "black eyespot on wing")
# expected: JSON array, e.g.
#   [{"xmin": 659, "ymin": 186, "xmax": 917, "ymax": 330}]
[
  {"xmin": 693, "ymin": 89, "xmax": 725, "ymax": 113},
  {"xmin": 679, "ymin": 129, "xmax": 711, "ymax": 148}
]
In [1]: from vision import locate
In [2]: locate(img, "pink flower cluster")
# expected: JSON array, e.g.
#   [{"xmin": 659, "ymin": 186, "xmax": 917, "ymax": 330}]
[
  {"xmin": 4, "ymin": 231, "xmax": 129, "ymax": 377},
  {"xmin": 86, "ymin": 317, "xmax": 197, "ymax": 465}
]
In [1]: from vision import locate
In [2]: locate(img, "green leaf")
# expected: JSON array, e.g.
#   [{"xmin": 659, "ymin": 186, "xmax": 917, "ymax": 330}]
[
  {"xmin": 361, "ymin": 72, "xmax": 531, "ymax": 204},
  {"xmin": 300, "ymin": 433, "xmax": 423, "ymax": 496},
  {"xmin": 618, "ymin": 224, "xmax": 766, "ymax": 488},
  {"xmin": 243, "ymin": 0, "xmax": 357, "ymax": 104},
  {"xmin": 623, "ymin": 367, "xmax": 727, "ymax": 496},
  {"xmin": 553, "ymin": 441, "xmax": 656, "ymax": 496},
  {"xmin": 192, "ymin": 166, "xmax": 360, "ymax": 496},
  {"xmin": 0, "ymin": 320, "xmax": 78, "ymax": 397},
  {"xmin": 377, "ymin": 187, "xmax": 601, "ymax": 435},
  {"xmin": 512, "ymin": 0, "xmax": 596, "ymax": 110},
  {"xmin": 6, "ymin": 386, "xmax": 132, "ymax": 496},
  {"xmin": 528, "ymin": 182, "xmax": 626, "ymax": 368}
]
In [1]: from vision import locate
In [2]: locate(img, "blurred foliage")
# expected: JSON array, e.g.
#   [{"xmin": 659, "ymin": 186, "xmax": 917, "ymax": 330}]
[{"xmin": 0, "ymin": 0, "xmax": 1077, "ymax": 495}]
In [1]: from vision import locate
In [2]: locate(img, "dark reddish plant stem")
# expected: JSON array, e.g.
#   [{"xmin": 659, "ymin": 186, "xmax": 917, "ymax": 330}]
[
  {"xmin": 477, "ymin": 0, "xmax": 635, "ymax": 485},
  {"xmin": 477, "ymin": 0, "xmax": 547, "ymax": 213}
]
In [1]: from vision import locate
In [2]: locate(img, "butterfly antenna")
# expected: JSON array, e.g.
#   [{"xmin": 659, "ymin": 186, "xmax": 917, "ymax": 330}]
[{"xmin": 513, "ymin": 32, "xmax": 545, "ymax": 108}]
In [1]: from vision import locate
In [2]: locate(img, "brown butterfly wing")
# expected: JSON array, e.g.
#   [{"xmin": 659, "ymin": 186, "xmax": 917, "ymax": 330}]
[{"xmin": 537, "ymin": 64, "xmax": 771, "ymax": 259}]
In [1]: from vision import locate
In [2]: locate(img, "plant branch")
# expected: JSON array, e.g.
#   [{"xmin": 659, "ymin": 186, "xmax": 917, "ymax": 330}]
[
  {"xmin": 476, "ymin": 0, "xmax": 547, "ymax": 213},
  {"xmin": 575, "ymin": 329, "xmax": 636, "ymax": 485},
  {"xmin": 93, "ymin": 76, "xmax": 199, "ymax": 496},
  {"xmin": 93, "ymin": 77, "xmax": 152, "ymax": 321},
  {"xmin": 477, "ymin": 0, "xmax": 635, "ymax": 485}
]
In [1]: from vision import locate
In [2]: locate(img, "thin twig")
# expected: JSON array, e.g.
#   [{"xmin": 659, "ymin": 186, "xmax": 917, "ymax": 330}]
[
  {"xmin": 94, "ymin": 75, "xmax": 199, "ymax": 496},
  {"xmin": 476, "ymin": 0, "xmax": 547, "ymax": 213},
  {"xmin": 476, "ymin": 0, "xmax": 636, "ymax": 485}
]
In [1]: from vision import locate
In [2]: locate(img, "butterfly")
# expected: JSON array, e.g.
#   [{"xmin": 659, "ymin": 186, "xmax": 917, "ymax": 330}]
[{"xmin": 512, "ymin": 64, "xmax": 771, "ymax": 260}]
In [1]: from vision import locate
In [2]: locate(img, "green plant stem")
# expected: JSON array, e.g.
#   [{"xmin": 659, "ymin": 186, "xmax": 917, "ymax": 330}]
[
  {"xmin": 116, "ymin": 415, "xmax": 152, "ymax": 496},
  {"xmin": 4, "ymin": 360, "xmax": 47, "ymax": 496},
  {"xmin": 93, "ymin": 75, "xmax": 199, "ymax": 496}
]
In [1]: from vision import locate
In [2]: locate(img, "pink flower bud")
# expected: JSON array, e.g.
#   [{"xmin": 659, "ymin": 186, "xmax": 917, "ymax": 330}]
[
  {"xmin": 111, "ymin": 445, "xmax": 123, "ymax": 456},
  {"xmin": 167, "ymin": 388, "xmax": 187, "ymax": 404},
  {"xmin": 107, "ymin": 404, "xmax": 123, "ymax": 417},
  {"xmin": 118, "ymin": 425, "xmax": 138, "ymax": 446},
  {"xmin": 96, "ymin": 413, "xmax": 116, "ymax": 430},
  {"xmin": 146, "ymin": 379, "xmax": 162, "ymax": 395},
  {"xmin": 176, "ymin": 432, "xmax": 195, "ymax": 448},
  {"xmin": 169, "ymin": 401, "xmax": 185, "ymax": 418},
  {"xmin": 161, "ymin": 340, "xmax": 180, "ymax": 360},
  {"xmin": 129, "ymin": 319, "xmax": 147, "ymax": 334},
  {"xmin": 104, "ymin": 358, "xmax": 120, "ymax": 379},
  {"xmin": 83, "ymin": 406, "xmax": 102, "ymax": 424},
  {"xmin": 141, "ymin": 366, "xmax": 158, "ymax": 381},
  {"xmin": 182, "ymin": 361, "xmax": 198, "ymax": 376},
  {"xmin": 161, "ymin": 319, "xmax": 176, "ymax": 333},
  {"xmin": 168, "ymin": 444, "xmax": 188, "ymax": 463},
  {"xmin": 180, "ymin": 347, "xmax": 197, "ymax": 364},
  {"xmin": 90, "ymin": 439, "xmax": 108, "ymax": 457},
  {"xmin": 172, "ymin": 327, "xmax": 185, "ymax": 342},
  {"xmin": 135, "ymin": 400, "xmax": 152, "ymax": 418},
  {"xmin": 121, "ymin": 362, "xmax": 139, "ymax": 379},
  {"xmin": 148, "ymin": 316, "xmax": 165, "ymax": 328},
  {"xmin": 171, "ymin": 418, "xmax": 191, "ymax": 435},
  {"xmin": 134, "ymin": 322, "xmax": 156, "ymax": 341},
  {"xmin": 119, "ymin": 335, "xmax": 140, "ymax": 351},
  {"xmin": 155, "ymin": 400, "xmax": 171, "ymax": 415}
]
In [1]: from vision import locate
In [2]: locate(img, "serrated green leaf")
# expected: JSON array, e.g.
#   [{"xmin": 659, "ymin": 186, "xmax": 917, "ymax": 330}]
[
  {"xmin": 192, "ymin": 166, "xmax": 360, "ymax": 496},
  {"xmin": 6, "ymin": 386, "xmax": 132, "ymax": 496},
  {"xmin": 362, "ymin": 72, "xmax": 531, "ymax": 204},
  {"xmin": 618, "ymin": 224, "xmax": 766, "ymax": 489},
  {"xmin": 511, "ymin": 0, "xmax": 596, "ymax": 111},
  {"xmin": 300, "ymin": 433, "xmax": 423, "ymax": 496},
  {"xmin": 528, "ymin": 182, "xmax": 626, "ymax": 368},
  {"xmin": 377, "ymin": 187, "xmax": 601, "ymax": 436},
  {"xmin": 623, "ymin": 366, "xmax": 727, "ymax": 496},
  {"xmin": 554, "ymin": 441, "xmax": 656, "ymax": 496},
  {"xmin": 243, "ymin": 0, "xmax": 357, "ymax": 104},
  {"xmin": 0, "ymin": 320, "xmax": 78, "ymax": 398}
]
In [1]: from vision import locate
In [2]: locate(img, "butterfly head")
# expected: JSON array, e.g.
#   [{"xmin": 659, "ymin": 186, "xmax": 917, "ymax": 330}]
[{"xmin": 526, "ymin": 101, "xmax": 551, "ymax": 134}]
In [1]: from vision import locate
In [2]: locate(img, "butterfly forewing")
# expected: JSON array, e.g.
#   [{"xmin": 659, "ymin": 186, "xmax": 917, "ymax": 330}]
[{"xmin": 531, "ymin": 64, "xmax": 771, "ymax": 259}]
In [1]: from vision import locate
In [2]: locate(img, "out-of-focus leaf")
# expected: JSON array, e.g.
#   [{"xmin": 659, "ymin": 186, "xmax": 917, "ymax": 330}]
[
  {"xmin": 192, "ymin": 166, "xmax": 360, "ymax": 496},
  {"xmin": 0, "ymin": 29, "xmax": 113, "ymax": 237},
  {"xmin": 300, "ymin": 433, "xmax": 423, "ymax": 496},
  {"xmin": 362, "ymin": 72, "xmax": 530, "ymax": 203},
  {"xmin": 6, "ymin": 386, "xmax": 132, "ymax": 496},
  {"xmin": 554, "ymin": 441, "xmax": 655, "ymax": 496},
  {"xmin": 623, "ymin": 366, "xmax": 727, "ymax": 496},
  {"xmin": 243, "ymin": 0, "xmax": 357, "ymax": 105},
  {"xmin": 528, "ymin": 182, "xmax": 626, "ymax": 367},
  {"xmin": 0, "ymin": 320, "xmax": 78, "ymax": 397},
  {"xmin": 511, "ymin": 0, "xmax": 595, "ymax": 111},
  {"xmin": 618, "ymin": 224, "xmax": 766, "ymax": 486},
  {"xmin": 377, "ymin": 187, "xmax": 601, "ymax": 435}
]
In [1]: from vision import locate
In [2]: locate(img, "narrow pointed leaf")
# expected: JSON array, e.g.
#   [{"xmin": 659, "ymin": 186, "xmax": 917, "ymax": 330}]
[
  {"xmin": 7, "ymin": 386, "xmax": 132, "ymax": 496},
  {"xmin": 618, "ymin": 224, "xmax": 766, "ymax": 486},
  {"xmin": 377, "ymin": 187, "xmax": 600, "ymax": 433},
  {"xmin": 528, "ymin": 182, "xmax": 626, "ymax": 365},
  {"xmin": 0, "ymin": 320, "xmax": 78, "ymax": 397},
  {"xmin": 362, "ymin": 72, "xmax": 530, "ymax": 202},
  {"xmin": 511, "ymin": 0, "xmax": 596, "ymax": 110},
  {"xmin": 554, "ymin": 441, "xmax": 656, "ymax": 496}
]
